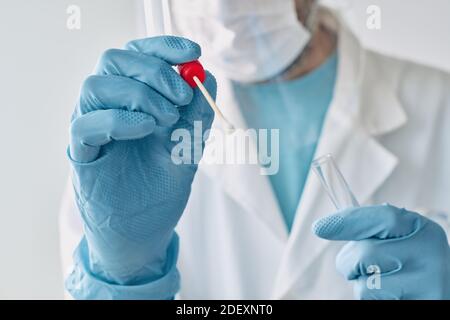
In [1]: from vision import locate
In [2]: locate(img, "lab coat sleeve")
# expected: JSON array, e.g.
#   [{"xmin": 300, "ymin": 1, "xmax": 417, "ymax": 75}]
[{"xmin": 396, "ymin": 62, "xmax": 450, "ymax": 240}]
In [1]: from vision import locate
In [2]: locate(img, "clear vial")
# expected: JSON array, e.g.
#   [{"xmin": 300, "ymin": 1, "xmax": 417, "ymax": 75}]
[{"xmin": 311, "ymin": 154, "xmax": 359, "ymax": 210}]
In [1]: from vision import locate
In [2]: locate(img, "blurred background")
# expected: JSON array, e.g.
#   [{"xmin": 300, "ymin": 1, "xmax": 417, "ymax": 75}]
[{"xmin": 0, "ymin": 0, "xmax": 448, "ymax": 299}]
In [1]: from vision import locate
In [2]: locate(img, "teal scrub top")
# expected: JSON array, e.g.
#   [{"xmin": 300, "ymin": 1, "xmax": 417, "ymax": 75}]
[{"xmin": 233, "ymin": 52, "xmax": 338, "ymax": 232}]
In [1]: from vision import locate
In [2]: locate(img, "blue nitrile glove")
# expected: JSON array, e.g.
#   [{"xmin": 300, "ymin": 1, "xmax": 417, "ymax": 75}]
[
  {"xmin": 313, "ymin": 204, "xmax": 450, "ymax": 299},
  {"xmin": 65, "ymin": 36, "xmax": 216, "ymax": 299}
]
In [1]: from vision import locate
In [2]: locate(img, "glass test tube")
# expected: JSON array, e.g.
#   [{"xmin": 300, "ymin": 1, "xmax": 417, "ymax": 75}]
[{"xmin": 311, "ymin": 154, "xmax": 360, "ymax": 210}]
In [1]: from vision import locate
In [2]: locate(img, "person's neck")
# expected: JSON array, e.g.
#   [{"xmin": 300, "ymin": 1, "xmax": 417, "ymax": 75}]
[{"xmin": 282, "ymin": 23, "xmax": 337, "ymax": 81}]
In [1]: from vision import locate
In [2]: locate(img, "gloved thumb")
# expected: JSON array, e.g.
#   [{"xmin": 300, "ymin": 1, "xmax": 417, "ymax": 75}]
[{"xmin": 312, "ymin": 204, "xmax": 425, "ymax": 241}]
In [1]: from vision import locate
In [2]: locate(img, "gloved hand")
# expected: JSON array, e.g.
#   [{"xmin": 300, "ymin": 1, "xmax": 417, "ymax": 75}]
[
  {"xmin": 66, "ymin": 36, "xmax": 216, "ymax": 299},
  {"xmin": 313, "ymin": 204, "xmax": 450, "ymax": 299}
]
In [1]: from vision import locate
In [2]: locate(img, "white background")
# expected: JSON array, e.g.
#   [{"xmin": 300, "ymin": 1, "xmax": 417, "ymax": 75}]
[{"xmin": 0, "ymin": 0, "xmax": 448, "ymax": 299}]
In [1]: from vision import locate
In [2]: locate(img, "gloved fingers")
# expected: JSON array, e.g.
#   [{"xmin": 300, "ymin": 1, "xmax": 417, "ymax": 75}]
[
  {"xmin": 335, "ymin": 241, "xmax": 402, "ymax": 280},
  {"xmin": 174, "ymin": 70, "xmax": 216, "ymax": 133},
  {"xmin": 125, "ymin": 36, "xmax": 201, "ymax": 65},
  {"xmin": 354, "ymin": 274, "xmax": 403, "ymax": 300},
  {"xmin": 70, "ymin": 109, "xmax": 156, "ymax": 163},
  {"xmin": 312, "ymin": 204, "xmax": 424, "ymax": 241},
  {"xmin": 76, "ymin": 75, "xmax": 179, "ymax": 127},
  {"xmin": 94, "ymin": 48, "xmax": 193, "ymax": 106}
]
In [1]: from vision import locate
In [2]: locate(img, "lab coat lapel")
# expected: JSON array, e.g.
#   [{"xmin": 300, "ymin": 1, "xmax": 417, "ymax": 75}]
[
  {"xmin": 198, "ymin": 71, "xmax": 289, "ymax": 242},
  {"xmin": 272, "ymin": 15, "xmax": 405, "ymax": 298}
]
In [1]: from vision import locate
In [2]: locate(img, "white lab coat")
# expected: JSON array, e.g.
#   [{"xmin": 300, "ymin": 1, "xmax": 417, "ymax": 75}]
[{"xmin": 59, "ymin": 9, "xmax": 450, "ymax": 299}]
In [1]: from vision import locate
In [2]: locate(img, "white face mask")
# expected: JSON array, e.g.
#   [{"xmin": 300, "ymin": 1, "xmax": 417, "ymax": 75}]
[{"xmin": 169, "ymin": 0, "xmax": 311, "ymax": 83}]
